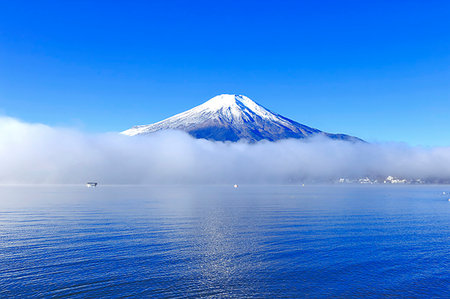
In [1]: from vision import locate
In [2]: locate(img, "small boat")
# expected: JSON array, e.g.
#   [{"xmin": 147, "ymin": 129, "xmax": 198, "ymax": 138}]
[
  {"xmin": 86, "ymin": 182, "xmax": 98, "ymax": 187},
  {"xmin": 233, "ymin": 184, "xmax": 238, "ymax": 188}
]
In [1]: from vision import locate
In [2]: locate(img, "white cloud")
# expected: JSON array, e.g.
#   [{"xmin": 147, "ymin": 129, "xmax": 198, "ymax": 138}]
[{"xmin": 1, "ymin": 116, "xmax": 450, "ymax": 184}]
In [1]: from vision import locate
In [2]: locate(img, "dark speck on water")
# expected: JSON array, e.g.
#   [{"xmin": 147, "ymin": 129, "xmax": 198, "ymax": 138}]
[{"xmin": 0, "ymin": 185, "xmax": 449, "ymax": 297}]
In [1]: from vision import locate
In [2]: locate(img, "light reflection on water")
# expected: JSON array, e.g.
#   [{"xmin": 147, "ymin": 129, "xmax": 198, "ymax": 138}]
[{"xmin": 0, "ymin": 185, "xmax": 449, "ymax": 297}]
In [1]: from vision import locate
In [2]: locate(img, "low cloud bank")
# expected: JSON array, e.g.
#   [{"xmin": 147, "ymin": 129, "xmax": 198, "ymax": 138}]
[{"xmin": 1, "ymin": 116, "xmax": 450, "ymax": 184}]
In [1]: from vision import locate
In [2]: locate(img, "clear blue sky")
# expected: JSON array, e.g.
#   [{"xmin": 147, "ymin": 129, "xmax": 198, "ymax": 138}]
[{"xmin": 0, "ymin": 0, "xmax": 449, "ymax": 145}]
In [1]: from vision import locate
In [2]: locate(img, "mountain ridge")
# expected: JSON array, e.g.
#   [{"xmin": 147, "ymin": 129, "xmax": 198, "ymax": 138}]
[{"xmin": 122, "ymin": 94, "xmax": 362, "ymax": 143}]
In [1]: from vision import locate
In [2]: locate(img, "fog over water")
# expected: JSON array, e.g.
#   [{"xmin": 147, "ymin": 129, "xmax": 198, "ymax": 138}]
[{"xmin": 1, "ymin": 116, "xmax": 450, "ymax": 184}]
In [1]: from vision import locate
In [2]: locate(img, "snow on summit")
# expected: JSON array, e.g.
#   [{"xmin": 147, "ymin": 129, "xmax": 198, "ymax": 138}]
[{"xmin": 122, "ymin": 94, "xmax": 362, "ymax": 142}]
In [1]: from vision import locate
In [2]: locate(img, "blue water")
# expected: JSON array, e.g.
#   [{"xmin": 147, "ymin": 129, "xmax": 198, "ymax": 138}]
[{"xmin": 0, "ymin": 185, "xmax": 449, "ymax": 297}]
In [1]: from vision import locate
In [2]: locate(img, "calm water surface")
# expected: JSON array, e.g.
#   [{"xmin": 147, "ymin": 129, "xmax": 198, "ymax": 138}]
[{"xmin": 0, "ymin": 185, "xmax": 449, "ymax": 297}]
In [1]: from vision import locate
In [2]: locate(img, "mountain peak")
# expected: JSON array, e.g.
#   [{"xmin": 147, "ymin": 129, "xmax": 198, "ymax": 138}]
[
  {"xmin": 198, "ymin": 94, "xmax": 279, "ymax": 123},
  {"xmin": 199, "ymin": 94, "xmax": 255, "ymax": 113},
  {"xmin": 198, "ymin": 94, "xmax": 246, "ymax": 112},
  {"xmin": 122, "ymin": 94, "xmax": 362, "ymax": 143},
  {"xmin": 202, "ymin": 94, "xmax": 246, "ymax": 108}
]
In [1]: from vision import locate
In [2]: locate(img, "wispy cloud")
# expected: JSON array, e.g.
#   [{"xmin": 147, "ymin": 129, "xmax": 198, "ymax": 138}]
[{"xmin": 1, "ymin": 116, "xmax": 450, "ymax": 184}]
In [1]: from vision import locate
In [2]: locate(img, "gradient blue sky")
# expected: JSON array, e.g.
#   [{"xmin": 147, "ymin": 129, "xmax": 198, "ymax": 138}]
[{"xmin": 0, "ymin": 0, "xmax": 449, "ymax": 145}]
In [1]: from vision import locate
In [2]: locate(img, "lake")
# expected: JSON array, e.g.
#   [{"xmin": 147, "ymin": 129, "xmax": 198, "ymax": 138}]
[{"xmin": 0, "ymin": 185, "xmax": 449, "ymax": 297}]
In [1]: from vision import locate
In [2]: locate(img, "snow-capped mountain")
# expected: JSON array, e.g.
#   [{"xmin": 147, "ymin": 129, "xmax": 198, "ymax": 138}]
[{"xmin": 122, "ymin": 94, "xmax": 362, "ymax": 142}]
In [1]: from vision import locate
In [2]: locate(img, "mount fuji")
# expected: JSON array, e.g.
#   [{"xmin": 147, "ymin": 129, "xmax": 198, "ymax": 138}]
[{"xmin": 122, "ymin": 94, "xmax": 362, "ymax": 142}]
